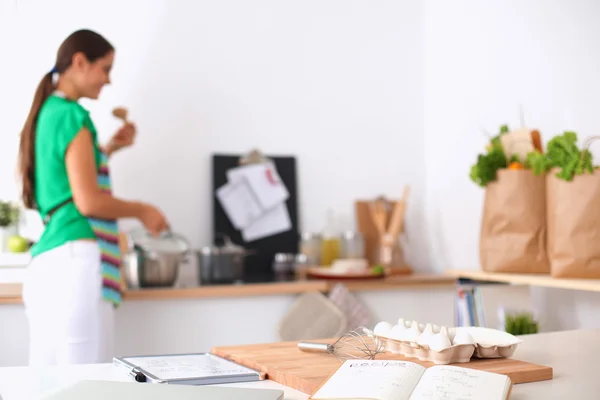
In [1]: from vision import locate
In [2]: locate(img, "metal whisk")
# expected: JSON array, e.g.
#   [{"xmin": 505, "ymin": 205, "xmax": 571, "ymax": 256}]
[{"xmin": 297, "ymin": 326, "xmax": 386, "ymax": 362}]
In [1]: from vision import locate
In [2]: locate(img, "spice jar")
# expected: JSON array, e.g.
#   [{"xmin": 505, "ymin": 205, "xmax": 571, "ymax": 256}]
[
  {"xmin": 340, "ymin": 231, "xmax": 365, "ymax": 259},
  {"xmin": 299, "ymin": 232, "xmax": 322, "ymax": 266}
]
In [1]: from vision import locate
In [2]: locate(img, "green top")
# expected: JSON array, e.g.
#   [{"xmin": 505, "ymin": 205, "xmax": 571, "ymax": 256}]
[{"xmin": 30, "ymin": 93, "xmax": 101, "ymax": 257}]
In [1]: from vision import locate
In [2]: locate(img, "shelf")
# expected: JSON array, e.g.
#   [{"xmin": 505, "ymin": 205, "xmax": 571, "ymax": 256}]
[
  {"xmin": 0, "ymin": 273, "xmax": 456, "ymax": 304},
  {"xmin": 446, "ymin": 269, "xmax": 600, "ymax": 293}
]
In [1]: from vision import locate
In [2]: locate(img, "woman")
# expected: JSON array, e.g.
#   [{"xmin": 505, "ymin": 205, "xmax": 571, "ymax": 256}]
[{"xmin": 17, "ymin": 29, "xmax": 169, "ymax": 366}]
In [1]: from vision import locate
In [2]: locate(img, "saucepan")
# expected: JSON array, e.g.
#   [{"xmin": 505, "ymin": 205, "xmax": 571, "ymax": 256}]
[
  {"xmin": 196, "ymin": 234, "xmax": 254, "ymax": 284},
  {"xmin": 122, "ymin": 229, "xmax": 190, "ymax": 288}
]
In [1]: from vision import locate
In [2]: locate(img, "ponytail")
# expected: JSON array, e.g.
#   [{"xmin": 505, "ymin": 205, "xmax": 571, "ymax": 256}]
[
  {"xmin": 18, "ymin": 71, "xmax": 54, "ymax": 209},
  {"xmin": 18, "ymin": 29, "xmax": 114, "ymax": 209}
]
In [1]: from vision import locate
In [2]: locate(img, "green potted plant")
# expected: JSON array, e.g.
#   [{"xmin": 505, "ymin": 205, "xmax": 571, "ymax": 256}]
[
  {"xmin": 504, "ymin": 311, "xmax": 539, "ymax": 336},
  {"xmin": 0, "ymin": 201, "xmax": 21, "ymax": 252}
]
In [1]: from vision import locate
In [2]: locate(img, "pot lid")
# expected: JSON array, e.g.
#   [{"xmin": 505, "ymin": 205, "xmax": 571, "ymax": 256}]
[
  {"xmin": 129, "ymin": 229, "xmax": 189, "ymax": 254},
  {"xmin": 201, "ymin": 234, "xmax": 248, "ymax": 255}
]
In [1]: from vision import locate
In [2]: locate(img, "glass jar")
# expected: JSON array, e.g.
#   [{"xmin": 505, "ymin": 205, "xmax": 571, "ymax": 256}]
[
  {"xmin": 340, "ymin": 231, "xmax": 365, "ymax": 259},
  {"xmin": 299, "ymin": 232, "xmax": 322, "ymax": 266},
  {"xmin": 377, "ymin": 233, "xmax": 404, "ymax": 268},
  {"xmin": 294, "ymin": 254, "xmax": 310, "ymax": 280},
  {"xmin": 273, "ymin": 253, "xmax": 296, "ymax": 281}
]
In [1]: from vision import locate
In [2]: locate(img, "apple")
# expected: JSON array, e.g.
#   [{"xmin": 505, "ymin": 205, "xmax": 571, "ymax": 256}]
[{"xmin": 8, "ymin": 235, "xmax": 28, "ymax": 253}]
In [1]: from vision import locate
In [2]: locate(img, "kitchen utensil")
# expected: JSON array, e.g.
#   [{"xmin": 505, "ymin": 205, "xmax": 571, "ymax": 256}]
[
  {"xmin": 123, "ymin": 229, "xmax": 190, "ymax": 288},
  {"xmin": 112, "ymin": 107, "xmax": 128, "ymax": 122},
  {"xmin": 368, "ymin": 198, "xmax": 387, "ymax": 235},
  {"xmin": 297, "ymin": 327, "xmax": 385, "ymax": 362},
  {"xmin": 377, "ymin": 185, "xmax": 410, "ymax": 271},
  {"xmin": 387, "ymin": 185, "xmax": 410, "ymax": 238},
  {"xmin": 197, "ymin": 234, "xmax": 252, "ymax": 284}
]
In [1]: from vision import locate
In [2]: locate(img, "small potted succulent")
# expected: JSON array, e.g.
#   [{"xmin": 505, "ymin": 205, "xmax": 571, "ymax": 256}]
[{"xmin": 0, "ymin": 201, "xmax": 21, "ymax": 252}]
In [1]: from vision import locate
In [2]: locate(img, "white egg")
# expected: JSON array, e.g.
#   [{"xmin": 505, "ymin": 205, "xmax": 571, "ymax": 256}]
[
  {"xmin": 389, "ymin": 323, "xmax": 408, "ymax": 340},
  {"xmin": 417, "ymin": 323, "xmax": 435, "ymax": 346},
  {"xmin": 428, "ymin": 326, "xmax": 452, "ymax": 352},
  {"xmin": 452, "ymin": 330, "xmax": 475, "ymax": 345},
  {"xmin": 373, "ymin": 321, "xmax": 393, "ymax": 337}
]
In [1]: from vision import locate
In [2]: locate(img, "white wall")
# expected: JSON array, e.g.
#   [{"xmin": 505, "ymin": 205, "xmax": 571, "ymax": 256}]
[
  {"xmin": 423, "ymin": 0, "xmax": 600, "ymax": 331},
  {"xmin": 3, "ymin": 0, "xmax": 600, "ymax": 331},
  {"xmin": 0, "ymin": 0, "xmax": 431, "ymax": 270}
]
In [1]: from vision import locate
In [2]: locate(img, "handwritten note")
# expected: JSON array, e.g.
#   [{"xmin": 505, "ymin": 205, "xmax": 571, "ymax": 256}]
[
  {"xmin": 122, "ymin": 354, "xmax": 259, "ymax": 381},
  {"xmin": 311, "ymin": 360, "xmax": 426, "ymax": 400},
  {"xmin": 409, "ymin": 366, "xmax": 510, "ymax": 400},
  {"xmin": 217, "ymin": 161, "xmax": 292, "ymax": 241},
  {"xmin": 216, "ymin": 180, "xmax": 263, "ymax": 229},
  {"xmin": 227, "ymin": 162, "xmax": 289, "ymax": 211}
]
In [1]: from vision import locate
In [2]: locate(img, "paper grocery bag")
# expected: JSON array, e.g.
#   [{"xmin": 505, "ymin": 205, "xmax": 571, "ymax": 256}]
[
  {"xmin": 480, "ymin": 170, "xmax": 549, "ymax": 273},
  {"xmin": 547, "ymin": 168, "xmax": 600, "ymax": 278}
]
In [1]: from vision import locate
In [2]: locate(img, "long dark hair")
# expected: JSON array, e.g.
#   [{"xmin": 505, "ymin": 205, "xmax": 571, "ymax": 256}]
[{"xmin": 18, "ymin": 29, "xmax": 114, "ymax": 209}]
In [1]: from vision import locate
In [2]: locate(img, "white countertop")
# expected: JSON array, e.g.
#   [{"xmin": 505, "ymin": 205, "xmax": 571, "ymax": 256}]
[
  {"xmin": 0, "ymin": 253, "xmax": 30, "ymax": 267},
  {"xmin": 0, "ymin": 329, "xmax": 597, "ymax": 399},
  {"xmin": 0, "ymin": 252, "xmax": 30, "ymax": 284}
]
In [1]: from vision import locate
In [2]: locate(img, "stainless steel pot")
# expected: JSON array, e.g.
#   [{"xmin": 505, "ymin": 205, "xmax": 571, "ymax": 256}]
[
  {"xmin": 122, "ymin": 230, "xmax": 190, "ymax": 288},
  {"xmin": 197, "ymin": 235, "xmax": 252, "ymax": 284}
]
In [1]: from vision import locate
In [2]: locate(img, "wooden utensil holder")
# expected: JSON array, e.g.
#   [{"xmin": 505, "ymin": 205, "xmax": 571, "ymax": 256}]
[{"xmin": 355, "ymin": 200, "xmax": 412, "ymax": 275}]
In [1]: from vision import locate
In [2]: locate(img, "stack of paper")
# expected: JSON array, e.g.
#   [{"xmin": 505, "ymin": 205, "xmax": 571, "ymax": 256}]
[{"xmin": 216, "ymin": 162, "xmax": 292, "ymax": 242}]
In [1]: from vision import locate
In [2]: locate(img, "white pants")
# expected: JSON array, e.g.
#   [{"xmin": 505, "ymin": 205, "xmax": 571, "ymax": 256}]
[{"xmin": 22, "ymin": 240, "xmax": 114, "ymax": 366}]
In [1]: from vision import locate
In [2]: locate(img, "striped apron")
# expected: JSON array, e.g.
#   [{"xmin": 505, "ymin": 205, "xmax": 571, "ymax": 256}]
[{"xmin": 88, "ymin": 152, "xmax": 122, "ymax": 307}]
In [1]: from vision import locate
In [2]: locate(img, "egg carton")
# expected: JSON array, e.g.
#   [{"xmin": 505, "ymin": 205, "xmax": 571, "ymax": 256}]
[
  {"xmin": 374, "ymin": 320, "xmax": 523, "ymax": 365},
  {"xmin": 381, "ymin": 337, "xmax": 475, "ymax": 365},
  {"xmin": 456, "ymin": 326, "xmax": 523, "ymax": 359}
]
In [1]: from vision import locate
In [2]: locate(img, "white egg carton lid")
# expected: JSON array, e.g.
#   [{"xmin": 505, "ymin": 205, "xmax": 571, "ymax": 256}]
[{"xmin": 373, "ymin": 320, "xmax": 523, "ymax": 364}]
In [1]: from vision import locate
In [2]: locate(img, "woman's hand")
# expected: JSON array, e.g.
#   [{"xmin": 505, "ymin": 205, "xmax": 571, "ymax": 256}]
[
  {"xmin": 103, "ymin": 122, "xmax": 136, "ymax": 156},
  {"xmin": 139, "ymin": 203, "xmax": 170, "ymax": 237}
]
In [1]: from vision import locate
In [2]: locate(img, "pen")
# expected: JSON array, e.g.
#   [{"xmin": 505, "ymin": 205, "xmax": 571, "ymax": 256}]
[{"xmin": 129, "ymin": 367, "xmax": 147, "ymax": 383}]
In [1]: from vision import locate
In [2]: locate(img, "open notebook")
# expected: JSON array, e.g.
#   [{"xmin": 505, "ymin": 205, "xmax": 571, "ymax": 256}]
[{"xmin": 310, "ymin": 360, "xmax": 512, "ymax": 400}]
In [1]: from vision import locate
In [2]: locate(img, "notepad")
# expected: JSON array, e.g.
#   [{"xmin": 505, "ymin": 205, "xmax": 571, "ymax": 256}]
[
  {"xmin": 113, "ymin": 353, "xmax": 264, "ymax": 385},
  {"xmin": 41, "ymin": 380, "xmax": 284, "ymax": 400},
  {"xmin": 310, "ymin": 360, "xmax": 512, "ymax": 400}
]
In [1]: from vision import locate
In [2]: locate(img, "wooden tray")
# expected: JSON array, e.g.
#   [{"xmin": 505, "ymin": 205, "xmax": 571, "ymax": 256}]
[
  {"xmin": 307, "ymin": 267, "xmax": 384, "ymax": 280},
  {"xmin": 211, "ymin": 338, "xmax": 553, "ymax": 395}
]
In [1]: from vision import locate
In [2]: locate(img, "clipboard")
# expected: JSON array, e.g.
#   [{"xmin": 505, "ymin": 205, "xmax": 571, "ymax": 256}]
[
  {"xmin": 212, "ymin": 153, "xmax": 299, "ymax": 281},
  {"xmin": 113, "ymin": 353, "xmax": 265, "ymax": 385}
]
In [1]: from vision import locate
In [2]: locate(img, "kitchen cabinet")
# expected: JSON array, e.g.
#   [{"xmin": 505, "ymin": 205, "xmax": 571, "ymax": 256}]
[{"xmin": 0, "ymin": 275, "xmax": 456, "ymax": 367}]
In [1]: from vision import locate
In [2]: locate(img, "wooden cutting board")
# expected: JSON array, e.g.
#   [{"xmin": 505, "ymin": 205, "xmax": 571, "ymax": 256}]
[{"xmin": 211, "ymin": 339, "xmax": 553, "ymax": 395}]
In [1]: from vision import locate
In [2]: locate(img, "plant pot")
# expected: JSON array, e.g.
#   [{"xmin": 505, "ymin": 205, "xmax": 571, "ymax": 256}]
[{"xmin": 0, "ymin": 225, "xmax": 17, "ymax": 252}]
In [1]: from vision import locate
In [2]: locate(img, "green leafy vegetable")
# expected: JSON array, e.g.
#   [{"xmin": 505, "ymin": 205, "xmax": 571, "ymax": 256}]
[
  {"xmin": 509, "ymin": 154, "xmax": 520, "ymax": 164},
  {"xmin": 524, "ymin": 151, "xmax": 549, "ymax": 175},
  {"xmin": 527, "ymin": 131, "xmax": 594, "ymax": 181},
  {"xmin": 469, "ymin": 125, "xmax": 509, "ymax": 187}
]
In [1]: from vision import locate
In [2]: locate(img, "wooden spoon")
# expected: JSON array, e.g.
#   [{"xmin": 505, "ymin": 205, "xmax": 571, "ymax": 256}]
[
  {"xmin": 387, "ymin": 185, "xmax": 411, "ymax": 239},
  {"xmin": 369, "ymin": 198, "xmax": 388, "ymax": 236},
  {"xmin": 112, "ymin": 107, "xmax": 128, "ymax": 123}
]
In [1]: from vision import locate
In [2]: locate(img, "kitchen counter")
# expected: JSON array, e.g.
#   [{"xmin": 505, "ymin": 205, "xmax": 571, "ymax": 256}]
[
  {"xmin": 0, "ymin": 329, "xmax": 597, "ymax": 399},
  {"xmin": 0, "ymin": 273, "xmax": 456, "ymax": 304}
]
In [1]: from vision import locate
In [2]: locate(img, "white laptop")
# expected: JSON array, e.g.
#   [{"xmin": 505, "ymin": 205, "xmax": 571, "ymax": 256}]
[{"xmin": 41, "ymin": 380, "xmax": 284, "ymax": 400}]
